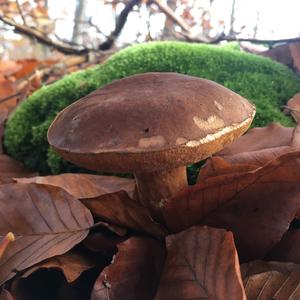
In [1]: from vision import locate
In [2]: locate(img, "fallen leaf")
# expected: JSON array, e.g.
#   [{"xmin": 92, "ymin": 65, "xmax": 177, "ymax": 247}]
[
  {"xmin": 83, "ymin": 231, "xmax": 127, "ymax": 253},
  {"xmin": 290, "ymin": 43, "xmax": 300, "ymax": 73},
  {"xmin": 15, "ymin": 173, "xmax": 135, "ymax": 199},
  {"xmin": 20, "ymin": 251, "xmax": 97, "ymax": 283},
  {"xmin": 0, "ymin": 155, "xmax": 37, "ymax": 179},
  {"xmin": 265, "ymin": 229, "xmax": 300, "ymax": 264},
  {"xmin": 92, "ymin": 237, "xmax": 166, "ymax": 300},
  {"xmin": 16, "ymin": 174, "xmax": 165, "ymax": 237},
  {"xmin": 200, "ymin": 123, "xmax": 300, "ymax": 179},
  {"xmin": 164, "ymin": 151, "xmax": 300, "ymax": 261},
  {"xmin": 0, "ymin": 183, "xmax": 93, "ymax": 285},
  {"xmin": 0, "ymin": 61, "xmax": 22, "ymax": 77},
  {"xmin": 241, "ymin": 261, "xmax": 300, "ymax": 300},
  {"xmin": 0, "ymin": 289, "xmax": 14, "ymax": 300},
  {"xmin": 81, "ymin": 191, "xmax": 167, "ymax": 238},
  {"xmin": 284, "ymin": 93, "xmax": 300, "ymax": 123},
  {"xmin": 155, "ymin": 226, "xmax": 245, "ymax": 300}
]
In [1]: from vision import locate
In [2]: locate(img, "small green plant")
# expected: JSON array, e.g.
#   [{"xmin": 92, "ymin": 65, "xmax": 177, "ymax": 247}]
[{"xmin": 4, "ymin": 41, "xmax": 300, "ymax": 175}]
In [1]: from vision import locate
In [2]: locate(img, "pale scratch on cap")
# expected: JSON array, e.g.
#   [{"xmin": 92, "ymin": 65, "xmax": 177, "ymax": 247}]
[
  {"xmin": 193, "ymin": 115, "xmax": 225, "ymax": 130},
  {"xmin": 138, "ymin": 135, "xmax": 166, "ymax": 148},
  {"xmin": 214, "ymin": 100, "xmax": 223, "ymax": 111}
]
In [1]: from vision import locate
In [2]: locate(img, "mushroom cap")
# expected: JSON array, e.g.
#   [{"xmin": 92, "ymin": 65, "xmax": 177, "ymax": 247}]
[{"xmin": 48, "ymin": 72, "xmax": 255, "ymax": 173}]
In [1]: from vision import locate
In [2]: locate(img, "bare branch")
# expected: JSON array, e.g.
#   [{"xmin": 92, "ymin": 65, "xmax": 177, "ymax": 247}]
[
  {"xmin": 0, "ymin": 14, "xmax": 97, "ymax": 55},
  {"xmin": 15, "ymin": 0, "xmax": 27, "ymax": 25},
  {"xmin": 180, "ymin": 31, "xmax": 300, "ymax": 47},
  {"xmin": 150, "ymin": 0, "xmax": 191, "ymax": 33},
  {"xmin": 99, "ymin": 0, "xmax": 142, "ymax": 50}
]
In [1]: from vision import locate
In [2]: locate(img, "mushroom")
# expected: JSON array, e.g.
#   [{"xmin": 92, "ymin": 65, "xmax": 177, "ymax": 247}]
[{"xmin": 48, "ymin": 72, "xmax": 255, "ymax": 219}]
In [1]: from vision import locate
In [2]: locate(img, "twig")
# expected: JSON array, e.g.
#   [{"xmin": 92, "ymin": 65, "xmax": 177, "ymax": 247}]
[
  {"xmin": 99, "ymin": 0, "xmax": 142, "ymax": 50},
  {"xmin": 0, "ymin": 92, "xmax": 21, "ymax": 104},
  {"xmin": 15, "ymin": 0, "xmax": 27, "ymax": 25},
  {"xmin": 0, "ymin": 14, "xmax": 97, "ymax": 55},
  {"xmin": 180, "ymin": 31, "xmax": 300, "ymax": 46},
  {"xmin": 150, "ymin": 0, "xmax": 191, "ymax": 33}
]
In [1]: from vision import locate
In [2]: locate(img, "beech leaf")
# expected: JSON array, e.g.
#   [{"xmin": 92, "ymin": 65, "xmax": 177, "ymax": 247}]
[
  {"xmin": 284, "ymin": 92, "xmax": 300, "ymax": 123},
  {"xmin": 0, "ymin": 155, "xmax": 36, "ymax": 179},
  {"xmin": 92, "ymin": 237, "xmax": 166, "ymax": 300},
  {"xmin": 200, "ymin": 124, "xmax": 300, "ymax": 179},
  {"xmin": 241, "ymin": 261, "xmax": 300, "ymax": 300},
  {"xmin": 20, "ymin": 251, "xmax": 97, "ymax": 283},
  {"xmin": 16, "ymin": 174, "xmax": 165, "ymax": 238},
  {"xmin": 155, "ymin": 226, "xmax": 246, "ymax": 300},
  {"xmin": 81, "ymin": 192, "xmax": 167, "ymax": 238},
  {"xmin": 164, "ymin": 151, "xmax": 300, "ymax": 261},
  {"xmin": 0, "ymin": 183, "xmax": 93, "ymax": 285},
  {"xmin": 266, "ymin": 229, "xmax": 300, "ymax": 264},
  {"xmin": 15, "ymin": 173, "xmax": 135, "ymax": 200},
  {"xmin": 0, "ymin": 289, "xmax": 14, "ymax": 300}
]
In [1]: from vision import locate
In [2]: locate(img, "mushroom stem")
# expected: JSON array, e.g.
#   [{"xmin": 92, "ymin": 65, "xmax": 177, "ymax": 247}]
[{"xmin": 134, "ymin": 166, "xmax": 187, "ymax": 219}]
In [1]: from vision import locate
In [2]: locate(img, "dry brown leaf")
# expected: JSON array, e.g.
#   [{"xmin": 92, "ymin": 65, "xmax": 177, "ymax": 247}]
[
  {"xmin": 241, "ymin": 261, "xmax": 300, "ymax": 300},
  {"xmin": 20, "ymin": 251, "xmax": 97, "ymax": 283},
  {"xmin": 0, "ymin": 289, "xmax": 14, "ymax": 300},
  {"xmin": 83, "ymin": 231, "xmax": 127, "ymax": 253},
  {"xmin": 0, "ymin": 154, "xmax": 37, "ymax": 179},
  {"xmin": 155, "ymin": 226, "xmax": 245, "ymax": 300},
  {"xmin": 0, "ymin": 183, "xmax": 93, "ymax": 285},
  {"xmin": 284, "ymin": 93, "xmax": 300, "ymax": 123},
  {"xmin": 199, "ymin": 124, "xmax": 300, "ymax": 180},
  {"xmin": 81, "ymin": 191, "xmax": 166, "ymax": 238},
  {"xmin": 15, "ymin": 173, "xmax": 135, "ymax": 199},
  {"xmin": 0, "ymin": 61, "xmax": 22, "ymax": 78},
  {"xmin": 164, "ymin": 151, "xmax": 300, "ymax": 261},
  {"xmin": 290, "ymin": 43, "xmax": 300, "ymax": 73},
  {"xmin": 266, "ymin": 229, "xmax": 300, "ymax": 264},
  {"xmin": 92, "ymin": 237, "xmax": 166, "ymax": 300}
]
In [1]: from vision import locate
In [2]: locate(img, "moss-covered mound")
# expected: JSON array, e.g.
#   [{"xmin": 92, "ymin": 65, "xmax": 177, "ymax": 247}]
[{"xmin": 4, "ymin": 41, "xmax": 300, "ymax": 175}]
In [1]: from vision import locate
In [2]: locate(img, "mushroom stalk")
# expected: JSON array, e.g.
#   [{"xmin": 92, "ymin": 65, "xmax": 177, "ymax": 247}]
[{"xmin": 134, "ymin": 166, "xmax": 187, "ymax": 218}]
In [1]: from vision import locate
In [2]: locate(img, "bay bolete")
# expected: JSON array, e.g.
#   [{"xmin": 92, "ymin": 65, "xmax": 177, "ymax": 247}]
[{"xmin": 48, "ymin": 72, "xmax": 255, "ymax": 218}]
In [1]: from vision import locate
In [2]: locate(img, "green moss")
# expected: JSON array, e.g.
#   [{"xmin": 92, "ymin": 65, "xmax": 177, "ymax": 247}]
[{"xmin": 4, "ymin": 41, "xmax": 300, "ymax": 177}]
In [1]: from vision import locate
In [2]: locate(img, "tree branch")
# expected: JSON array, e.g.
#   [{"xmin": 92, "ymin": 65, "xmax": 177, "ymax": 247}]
[
  {"xmin": 99, "ymin": 0, "xmax": 142, "ymax": 50},
  {"xmin": 150, "ymin": 0, "xmax": 191, "ymax": 33},
  {"xmin": 181, "ymin": 31, "xmax": 300, "ymax": 47},
  {"xmin": 0, "ymin": 14, "xmax": 96, "ymax": 55}
]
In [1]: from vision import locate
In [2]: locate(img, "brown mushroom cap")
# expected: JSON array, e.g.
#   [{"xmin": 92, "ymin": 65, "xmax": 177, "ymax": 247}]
[{"xmin": 48, "ymin": 72, "xmax": 255, "ymax": 173}]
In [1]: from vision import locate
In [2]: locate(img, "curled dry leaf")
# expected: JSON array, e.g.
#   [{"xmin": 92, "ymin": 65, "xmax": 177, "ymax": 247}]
[
  {"xmin": 0, "ymin": 155, "xmax": 36, "ymax": 179},
  {"xmin": 164, "ymin": 151, "xmax": 300, "ymax": 261},
  {"xmin": 83, "ymin": 231, "xmax": 128, "ymax": 253},
  {"xmin": 0, "ymin": 289, "xmax": 14, "ymax": 300},
  {"xmin": 20, "ymin": 251, "xmax": 97, "ymax": 283},
  {"xmin": 81, "ymin": 192, "xmax": 167, "ymax": 238},
  {"xmin": 155, "ymin": 226, "xmax": 245, "ymax": 300},
  {"xmin": 200, "ymin": 123, "xmax": 300, "ymax": 179},
  {"xmin": 284, "ymin": 92, "xmax": 300, "ymax": 123},
  {"xmin": 16, "ymin": 173, "xmax": 166, "ymax": 238},
  {"xmin": 241, "ymin": 261, "xmax": 300, "ymax": 300},
  {"xmin": 92, "ymin": 237, "xmax": 166, "ymax": 300},
  {"xmin": 15, "ymin": 173, "xmax": 135, "ymax": 199},
  {"xmin": 0, "ymin": 183, "xmax": 93, "ymax": 285},
  {"xmin": 266, "ymin": 229, "xmax": 300, "ymax": 264}
]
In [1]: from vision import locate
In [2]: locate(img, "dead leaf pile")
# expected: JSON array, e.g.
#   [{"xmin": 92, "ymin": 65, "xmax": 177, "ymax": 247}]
[{"xmin": 0, "ymin": 122, "xmax": 300, "ymax": 299}]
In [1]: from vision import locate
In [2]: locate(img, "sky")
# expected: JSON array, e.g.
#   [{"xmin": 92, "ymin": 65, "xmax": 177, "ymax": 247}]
[
  {"xmin": 2, "ymin": 0, "xmax": 300, "ymax": 59},
  {"xmin": 48, "ymin": 0, "xmax": 300, "ymax": 43}
]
